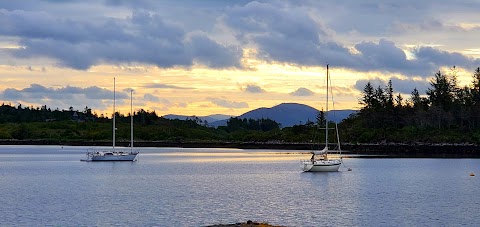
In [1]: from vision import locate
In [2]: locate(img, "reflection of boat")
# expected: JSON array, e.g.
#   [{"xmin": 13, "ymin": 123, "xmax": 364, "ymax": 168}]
[
  {"xmin": 302, "ymin": 65, "xmax": 342, "ymax": 172},
  {"xmin": 82, "ymin": 79, "xmax": 139, "ymax": 162}
]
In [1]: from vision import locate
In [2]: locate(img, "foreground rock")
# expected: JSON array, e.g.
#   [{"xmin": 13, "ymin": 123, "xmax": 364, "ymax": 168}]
[{"xmin": 205, "ymin": 220, "xmax": 285, "ymax": 227}]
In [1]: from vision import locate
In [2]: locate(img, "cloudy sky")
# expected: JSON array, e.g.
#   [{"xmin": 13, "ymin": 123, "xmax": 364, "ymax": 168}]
[{"xmin": 1, "ymin": 0, "xmax": 480, "ymax": 117}]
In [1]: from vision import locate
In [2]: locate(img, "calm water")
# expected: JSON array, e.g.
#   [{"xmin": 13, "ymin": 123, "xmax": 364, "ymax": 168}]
[{"xmin": 0, "ymin": 145, "xmax": 479, "ymax": 226}]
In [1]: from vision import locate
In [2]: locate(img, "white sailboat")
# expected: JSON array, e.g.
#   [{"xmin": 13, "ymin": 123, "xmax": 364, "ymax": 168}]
[
  {"xmin": 82, "ymin": 78, "xmax": 139, "ymax": 162},
  {"xmin": 302, "ymin": 65, "xmax": 342, "ymax": 172}
]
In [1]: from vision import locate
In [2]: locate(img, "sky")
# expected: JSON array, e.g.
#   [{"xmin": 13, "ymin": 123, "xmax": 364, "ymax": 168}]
[{"xmin": 1, "ymin": 0, "xmax": 480, "ymax": 117}]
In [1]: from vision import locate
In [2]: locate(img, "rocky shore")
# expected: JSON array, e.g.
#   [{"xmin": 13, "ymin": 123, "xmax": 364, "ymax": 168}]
[
  {"xmin": 205, "ymin": 220, "xmax": 284, "ymax": 227},
  {"xmin": 1, "ymin": 140, "xmax": 479, "ymax": 158}
]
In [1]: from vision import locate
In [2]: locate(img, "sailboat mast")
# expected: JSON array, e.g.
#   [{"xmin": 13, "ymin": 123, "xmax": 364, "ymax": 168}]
[
  {"xmin": 325, "ymin": 64, "xmax": 329, "ymax": 150},
  {"xmin": 113, "ymin": 77, "xmax": 116, "ymax": 151},
  {"xmin": 130, "ymin": 89, "xmax": 133, "ymax": 152}
]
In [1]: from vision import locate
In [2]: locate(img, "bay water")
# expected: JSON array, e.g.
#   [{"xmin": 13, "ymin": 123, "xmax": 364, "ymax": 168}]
[{"xmin": 0, "ymin": 145, "xmax": 479, "ymax": 226}]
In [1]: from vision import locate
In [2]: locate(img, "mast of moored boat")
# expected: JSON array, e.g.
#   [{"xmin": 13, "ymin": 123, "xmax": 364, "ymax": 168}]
[
  {"xmin": 328, "ymin": 67, "xmax": 342, "ymax": 156},
  {"xmin": 325, "ymin": 64, "xmax": 329, "ymax": 151},
  {"xmin": 130, "ymin": 89, "xmax": 133, "ymax": 152},
  {"xmin": 113, "ymin": 77, "xmax": 116, "ymax": 152}
]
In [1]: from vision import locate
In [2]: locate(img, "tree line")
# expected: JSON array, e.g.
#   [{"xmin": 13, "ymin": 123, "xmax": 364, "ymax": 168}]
[
  {"xmin": 0, "ymin": 103, "xmax": 285, "ymax": 142},
  {"xmin": 3, "ymin": 67, "xmax": 480, "ymax": 145},
  {"xmin": 341, "ymin": 67, "xmax": 480, "ymax": 143}
]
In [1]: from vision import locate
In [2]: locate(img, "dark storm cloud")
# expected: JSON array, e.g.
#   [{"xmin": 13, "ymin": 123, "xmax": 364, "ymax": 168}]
[
  {"xmin": 354, "ymin": 78, "xmax": 387, "ymax": 92},
  {"xmin": 353, "ymin": 39, "xmax": 428, "ymax": 76},
  {"xmin": 0, "ymin": 83, "xmax": 130, "ymax": 111},
  {"xmin": 390, "ymin": 77, "xmax": 430, "ymax": 94},
  {"xmin": 413, "ymin": 46, "xmax": 480, "ymax": 70},
  {"xmin": 104, "ymin": 0, "xmax": 249, "ymax": 10},
  {"xmin": 2, "ymin": 0, "xmax": 480, "ymax": 76},
  {"xmin": 354, "ymin": 77, "xmax": 430, "ymax": 95},
  {"xmin": 1, "ymin": 9, "xmax": 242, "ymax": 69},
  {"xmin": 188, "ymin": 34, "xmax": 243, "ymax": 68},
  {"xmin": 0, "ymin": 84, "xmax": 128, "ymax": 101},
  {"xmin": 224, "ymin": 1, "xmax": 333, "ymax": 66},
  {"xmin": 105, "ymin": 0, "xmax": 156, "ymax": 8},
  {"xmin": 222, "ymin": 1, "xmax": 480, "ymax": 77}
]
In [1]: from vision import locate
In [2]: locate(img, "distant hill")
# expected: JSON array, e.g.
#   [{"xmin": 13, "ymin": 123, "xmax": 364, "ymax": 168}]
[
  {"xmin": 240, "ymin": 103, "xmax": 319, "ymax": 127},
  {"xmin": 163, "ymin": 114, "xmax": 232, "ymax": 124},
  {"xmin": 209, "ymin": 103, "xmax": 357, "ymax": 128}
]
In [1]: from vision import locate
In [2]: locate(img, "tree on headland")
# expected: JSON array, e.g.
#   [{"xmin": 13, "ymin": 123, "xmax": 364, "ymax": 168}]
[
  {"xmin": 342, "ymin": 66, "xmax": 480, "ymax": 143},
  {"xmin": 222, "ymin": 117, "xmax": 280, "ymax": 132}
]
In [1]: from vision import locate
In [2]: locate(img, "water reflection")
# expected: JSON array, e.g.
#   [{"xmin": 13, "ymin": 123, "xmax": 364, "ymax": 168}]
[
  {"xmin": 1, "ymin": 146, "xmax": 479, "ymax": 226},
  {"xmin": 147, "ymin": 151, "xmax": 308, "ymax": 163}
]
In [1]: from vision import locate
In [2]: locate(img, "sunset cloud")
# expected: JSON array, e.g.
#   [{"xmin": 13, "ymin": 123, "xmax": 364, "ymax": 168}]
[
  {"xmin": 290, "ymin": 88, "xmax": 315, "ymax": 97},
  {"xmin": 244, "ymin": 84, "xmax": 266, "ymax": 93},
  {"xmin": 207, "ymin": 97, "xmax": 248, "ymax": 109},
  {"xmin": 143, "ymin": 83, "xmax": 192, "ymax": 90},
  {"xmin": 2, "ymin": 9, "xmax": 243, "ymax": 69},
  {"xmin": 0, "ymin": 84, "xmax": 127, "ymax": 111}
]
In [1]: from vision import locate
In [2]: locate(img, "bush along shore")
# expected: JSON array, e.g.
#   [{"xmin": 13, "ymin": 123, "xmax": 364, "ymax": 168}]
[{"xmin": 1, "ymin": 139, "xmax": 480, "ymax": 158}]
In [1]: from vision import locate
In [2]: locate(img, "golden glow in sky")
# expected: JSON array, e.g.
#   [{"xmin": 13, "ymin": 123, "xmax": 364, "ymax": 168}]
[
  {"xmin": 0, "ymin": 47, "xmax": 477, "ymax": 117},
  {"xmin": 1, "ymin": 1, "xmax": 480, "ymax": 117},
  {"xmin": 0, "ymin": 56, "xmax": 365, "ymax": 116}
]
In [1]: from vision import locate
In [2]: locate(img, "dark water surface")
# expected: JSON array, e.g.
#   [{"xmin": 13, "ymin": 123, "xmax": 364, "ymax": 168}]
[{"xmin": 0, "ymin": 145, "xmax": 479, "ymax": 226}]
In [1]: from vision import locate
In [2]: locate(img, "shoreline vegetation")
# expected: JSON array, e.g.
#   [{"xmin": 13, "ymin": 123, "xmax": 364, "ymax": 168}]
[
  {"xmin": 3, "ymin": 67, "xmax": 480, "ymax": 159},
  {"xmin": 2, "ymin": 139, "xmax": 480, "ymax": 158}
]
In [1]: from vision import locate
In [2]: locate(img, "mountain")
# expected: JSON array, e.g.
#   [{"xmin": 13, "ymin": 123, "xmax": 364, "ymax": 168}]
[
  {"xmin": 209, "ymin": 103, "xmax": 357, "ymax": 128},
  {"xmin": 207, "ymin": 114, "xmax": 233, "ymax": 121},
  {"xmin": 240, "ymin": 103, "xmax": 319, "ymax": 127},
  {"xmin": 163, "ymin": 114, "xmax": 232, "ymax": 124}
]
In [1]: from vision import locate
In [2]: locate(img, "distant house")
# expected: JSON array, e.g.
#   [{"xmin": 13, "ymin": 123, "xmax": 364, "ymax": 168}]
[
  {"xmin": 72, "ymin": 112, "xmax": 79, "ymax": 121},
  {"xmin": 72, "ymin": 112, "xmax": 86, "ymax": 122}
]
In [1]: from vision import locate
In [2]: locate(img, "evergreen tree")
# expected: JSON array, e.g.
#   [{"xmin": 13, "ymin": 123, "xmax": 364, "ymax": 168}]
[
  {"xmin": 395, "ymin": 93, "xmax": 403, "ymax": 107},
  {"xmin": 386, "ymin": 80, "xmax": 394, "ymax": 109},
  {"xmin": 410, "ymin": 88, "xmax": 422, "ymax": 108},
  {"xmin": 359, "ymin": 82, "xmax": 375, "ymax": 109},
  {"xmin": 426, "ymin": 71, "xmax": 457, "ymax": 111},
  {"xmin": 471, "ymin": 67, "xmax": 480, "ymax": 105},
  {"xmin": 374, "ymin": 86, "xmax": 386, "ymax": 110},
  {"xmin": 315, "ymin": 110, "xmax": 326, "ymax": 128}
]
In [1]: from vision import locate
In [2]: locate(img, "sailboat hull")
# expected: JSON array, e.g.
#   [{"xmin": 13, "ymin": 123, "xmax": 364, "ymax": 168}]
[
  {"xmin": 302, "ymin": 160, "xmax": 341, "ymax": 172},
  {"xmin": 82, "ymin": 151, "xmax": 139, "ymax": 162},
  {"xmin": 91, "ymin": 154, "xmax": 138, "ymax": 161}
]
